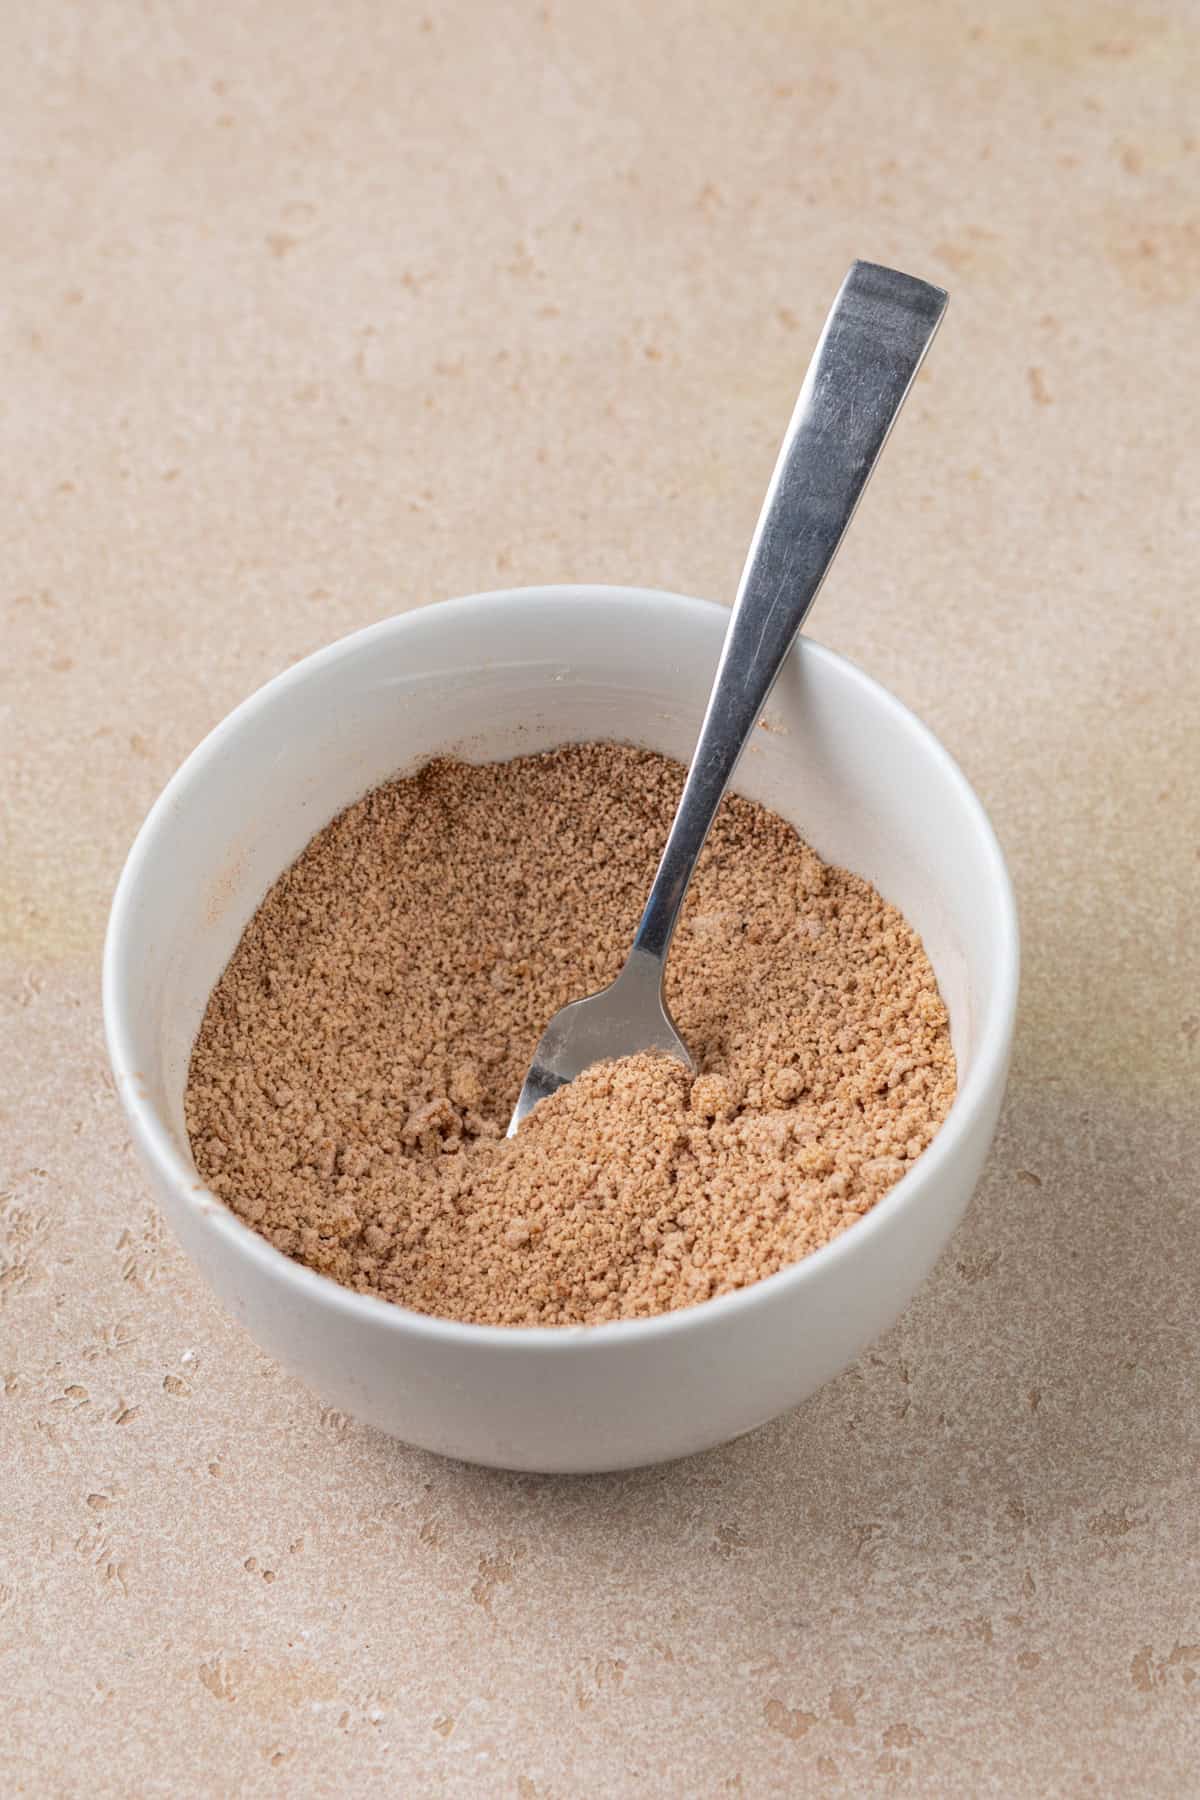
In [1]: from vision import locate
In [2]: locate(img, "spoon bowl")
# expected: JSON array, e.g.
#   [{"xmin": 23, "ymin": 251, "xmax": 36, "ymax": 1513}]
[{"xmin": 510, "ymin": 949, "xmax": 691, "ymax": 1129}]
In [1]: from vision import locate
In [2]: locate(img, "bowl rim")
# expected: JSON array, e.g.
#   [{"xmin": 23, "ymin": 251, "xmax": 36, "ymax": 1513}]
[{"xmin": 103, "ymin": 584, "xmax": 1020, "ymax": 1352}]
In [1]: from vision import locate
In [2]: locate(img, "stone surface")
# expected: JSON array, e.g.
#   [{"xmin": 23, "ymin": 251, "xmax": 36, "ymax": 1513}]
[{"xmin": 2, "ymin": 1, "xmax": 1197, "ymax": 1793}]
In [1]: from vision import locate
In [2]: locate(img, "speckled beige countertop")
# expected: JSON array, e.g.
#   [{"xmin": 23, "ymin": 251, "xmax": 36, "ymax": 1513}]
[{"xmin": 3, "ymin": 1, "xmax": 1198, "ymax": 1793}]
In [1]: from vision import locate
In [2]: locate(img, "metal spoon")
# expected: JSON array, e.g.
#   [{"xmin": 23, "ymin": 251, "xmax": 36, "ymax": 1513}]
[{"xmin": 508, "ymin": 261, "xmax": 948, "ymax": 1135}]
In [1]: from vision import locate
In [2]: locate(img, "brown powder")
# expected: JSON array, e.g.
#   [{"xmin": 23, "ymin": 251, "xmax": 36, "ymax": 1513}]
[{"xmin": 185, "ymin": 743, "xmax": 955, "ymax": 1325}]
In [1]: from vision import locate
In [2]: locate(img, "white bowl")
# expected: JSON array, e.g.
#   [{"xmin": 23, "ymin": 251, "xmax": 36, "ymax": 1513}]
[{"xmin": 103, "ymin": 587, "xmax": 1018, "ymax": 1472}]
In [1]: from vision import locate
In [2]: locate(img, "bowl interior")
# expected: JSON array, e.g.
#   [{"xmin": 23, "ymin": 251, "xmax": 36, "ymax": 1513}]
[{"xmin": 108, "ymin": 588, "xmax": 1011, "ymax": 1187}]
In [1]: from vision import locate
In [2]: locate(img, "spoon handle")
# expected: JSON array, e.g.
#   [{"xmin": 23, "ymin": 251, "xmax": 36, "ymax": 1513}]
[{"xmin": 630, "ymin": 260, "xmax": 948, "ymax": 967}]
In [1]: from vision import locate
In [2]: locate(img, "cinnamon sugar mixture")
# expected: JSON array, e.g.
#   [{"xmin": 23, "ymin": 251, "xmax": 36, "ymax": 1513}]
[{"xmin": 186, "ymin": 743, "xmax": 955, "ymax": 1325}]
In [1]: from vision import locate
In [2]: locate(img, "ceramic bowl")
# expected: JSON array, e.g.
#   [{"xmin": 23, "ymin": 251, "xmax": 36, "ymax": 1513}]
[{"xmin": 103, "ymin": 586, "xmax": 1018, "ymax": 1472}]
